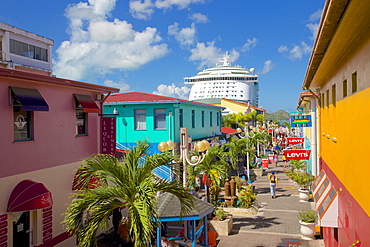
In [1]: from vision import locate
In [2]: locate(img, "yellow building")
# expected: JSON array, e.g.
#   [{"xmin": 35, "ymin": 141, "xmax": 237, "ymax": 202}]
[
  {"xmin": 301, "ymin": 0, "xmax": 370, "ymax": 246},
  {"xmin": 215, "ymin": 98, "xmax": 266, "ymax": 117}
]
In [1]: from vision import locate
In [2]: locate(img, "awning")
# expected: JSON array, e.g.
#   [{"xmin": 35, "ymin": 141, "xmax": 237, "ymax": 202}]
[
  {"xmin": 74, "ymin": 94, "xmax": 100, "ymax": 113},
  {"xmin": 312, "ymin": 170, "xmax": 338, "ymax": 227},
  {"xmin": 7, "ymin": 180, "xmax": 53, "ymax": 212},
  {"xmin": 10, "ymin": 87, "xmax": 49, "ymax": 111}
]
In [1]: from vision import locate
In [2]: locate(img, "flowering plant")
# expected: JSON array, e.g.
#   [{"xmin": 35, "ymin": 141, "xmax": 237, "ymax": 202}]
[
  {"xmin": 292, "ymin": 171, "xmax": 315, "ymax": 186},
  {"xmin": 298, "ymin": 209, "xmax": 318, "ymax": 223}
]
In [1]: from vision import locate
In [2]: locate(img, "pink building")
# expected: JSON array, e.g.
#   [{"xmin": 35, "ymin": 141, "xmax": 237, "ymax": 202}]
[{"xmin": 0, "ymin": 23, "xmax": 119, "ymax": 246}]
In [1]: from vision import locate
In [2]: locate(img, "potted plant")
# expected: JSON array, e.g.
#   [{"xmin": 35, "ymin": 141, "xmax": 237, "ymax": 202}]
[
  {"xmin": 210, "ymin": 207, "xmax": 233, "ymax": 236},
  {"xmin": 298, "ymin": 209, "xmax": 318, "ymax": 240}
]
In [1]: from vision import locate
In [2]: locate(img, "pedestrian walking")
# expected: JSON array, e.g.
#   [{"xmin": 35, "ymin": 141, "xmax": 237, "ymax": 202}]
[
  {"xmin": 268, "ymin": 171, "xmax": 278, "ymax": 198},
  {"xmin": 273, "ymin": 150, "xmax": 278, "ymax": 167}
]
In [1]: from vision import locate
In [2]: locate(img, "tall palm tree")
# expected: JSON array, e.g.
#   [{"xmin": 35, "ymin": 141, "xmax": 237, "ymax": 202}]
[
  {"xmin": 223, "ymin": 138, "xmax": 254, "ymax": 176},
  {"xmin": 246, "ymin": 109, "xmax": 264, "ymax": 127},
  {"xmin": 222, "ymin": 112, "xmax": 251, "ymax": 129},
  {"xmin": 187, "ymin": 145, "xmax": 230, "ymax": 202},
  {"xmin": 63, "ymin": 141, "xmax": 194, "ymax": 247}
]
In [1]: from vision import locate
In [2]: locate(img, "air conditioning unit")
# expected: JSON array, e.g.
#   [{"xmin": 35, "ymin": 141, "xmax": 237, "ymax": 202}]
[{"xmin": 95, "ymin": 94, "xmax": 103, "ymax": 100}]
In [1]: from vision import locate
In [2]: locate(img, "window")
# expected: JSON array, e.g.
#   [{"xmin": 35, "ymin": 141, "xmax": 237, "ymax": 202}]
[
  {"xmin": 10, "ymin": 87, "xmax": 49, "ymax": 141},
  {"xmin": 154, "ymin": 109, "xmax": 166, "ymax": 130},
  {"xmin": 210, "ymin": 112, "xmax": 213, "ymax": 127},
  {"xmin": 332, "ymin": 84, "xmax": 336, "ymax": 107},
  {"xmin": 326, "ymin": 90, "xmax": 329, "ymax": 106},
  {"xmin": 217, "ymin": 112, "xmax": 220, "ymax": 126},
  {"xmin": 10, "ymin": 39, "xmax": 48, "ymax": 62},
  {"xmin": 352, "ymin": 71, "xmax": 357, "ymax": 93},
  {"xmin": 76, "ymin": 109, "xmax": 87, "ymax": 135},
  {"xmin": 343, "ymin": 79, "xmax": 347, "ymax": 97},
  {"xmin": 179, "ymin": 109, "xmax": 183, "ymax": 128},
  {"xmin": 191, "ymin": 110, "xmax": 195, "ymax": 128},
  {"xmin": 321, "ymin": 93, "xmax": 325, "ymax": 107},
  {"xmin": 202, "ymin": 111, "xmax": 205, "ymax": 127},
  {"xmin": 13, "ymin": 106, "xmax": 32, "ymax": 141},
  {"xmin": 135, "ymin": 109, "xmax": 146, "ymax": 130}
]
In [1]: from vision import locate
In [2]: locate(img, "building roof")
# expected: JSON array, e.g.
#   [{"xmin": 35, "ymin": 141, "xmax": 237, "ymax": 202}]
[
  {"xmin": 221, "ymin": 127, "xmax": 238, "ymax": 134},
  {"xmin": 221, "ymin": 98, "xmax": 266, "ymax": 112},
  {"xmin": 105, "ymin": 92, "xmax": 224, "ymax": 109},
  {"xmin": 0, "ymin": 67, "xmax": 119, "ymax": 93},
  {"xmin": 157, "ymin": 192, "xmax": 214, "ymax": 221}
]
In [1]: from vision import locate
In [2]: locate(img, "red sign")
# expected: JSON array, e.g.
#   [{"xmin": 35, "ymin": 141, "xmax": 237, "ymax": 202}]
[
  {"xmin": 262, "ymin": 159, "xmax": 269, "ymax": 168},
  {"xmin": 287, "ymin": 138, "xmax": 304, "ymax": 145},
  {"xmin": 101, "ymin": 117, "xmax": 116, "ymax": 156},
  {"xmin": 283, "ymin": 150, "xmax": 311, "ymax": 160}
]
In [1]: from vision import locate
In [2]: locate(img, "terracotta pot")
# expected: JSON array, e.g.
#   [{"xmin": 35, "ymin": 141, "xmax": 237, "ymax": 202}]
[
  {"xmin": 230, "ymin": 177, "xmax": 236, "ymax": 197},
  {"xmin": 299, "ymin": 220, "xmax": 316, "ymax": 240},
  {"xmin": 224, "ymin": 180, "xmax": 230, "ymax": 197}
]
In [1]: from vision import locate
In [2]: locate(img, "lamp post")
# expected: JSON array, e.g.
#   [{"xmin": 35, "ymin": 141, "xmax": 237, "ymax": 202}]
[{"xmin": 180, "ymin": 127, "xmax": 210, "ymax": 188}]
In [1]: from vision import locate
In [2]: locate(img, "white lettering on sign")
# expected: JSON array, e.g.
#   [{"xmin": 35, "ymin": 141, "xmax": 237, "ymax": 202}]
[
  {"xmin": 101, "ymin": 117, "xmax": 116, "ymax": 155},
  {"xmin": 286, "ymin": 152, "xmax": 309, "ymax": 158}
]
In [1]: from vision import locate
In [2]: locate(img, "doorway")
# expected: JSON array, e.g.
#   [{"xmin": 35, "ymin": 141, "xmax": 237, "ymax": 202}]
[{"xmin": 13, "ymin": 211, "xmax": 30, "ymax": 247}]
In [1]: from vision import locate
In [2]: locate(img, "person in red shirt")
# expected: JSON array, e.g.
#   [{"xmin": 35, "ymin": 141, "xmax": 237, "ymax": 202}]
[{"xmin": 199, "ymin": 223, "xmax": 217, "ymax": 247}]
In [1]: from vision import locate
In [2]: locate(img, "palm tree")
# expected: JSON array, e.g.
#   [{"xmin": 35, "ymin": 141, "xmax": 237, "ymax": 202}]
[
  {"xmin": 222, "ymin": 112, "xmax": 251, "ymax": 129},
  {"xmin": 187, "ymin": 145, "xmax": 230, "ymax": 203},
  {"xmin": 223, "ymin": 138, "xmax": 254, "ymax": 176},
  {"xmin": 246, "ymin": 109, "xmax": 264, "ymax": 127},
  {"xmin": 63, "ymin": 141, "xmax": 194, "ymax": 247}
]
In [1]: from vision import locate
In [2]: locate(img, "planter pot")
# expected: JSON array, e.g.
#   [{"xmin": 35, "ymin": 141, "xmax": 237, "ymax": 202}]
[
  {"xmin": 299, "ymin": 220, "xmax": 316, "ymax": 240},
  {"xmin": 298, "ymin": 189, "xmax": 310, "ymax": 202},
  {"xmin": 210, "ymin": 215, "xmax": 233, "ymax": 236}
]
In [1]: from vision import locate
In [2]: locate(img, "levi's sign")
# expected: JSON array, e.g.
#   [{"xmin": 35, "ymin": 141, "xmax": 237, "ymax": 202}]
[
  {"xmin": 283, "ymin": 150, "xmax": 311, "ymax": 160},
  {"xmin": 287, "ymin": 138, "xmax": 304, "ymax": 145}
]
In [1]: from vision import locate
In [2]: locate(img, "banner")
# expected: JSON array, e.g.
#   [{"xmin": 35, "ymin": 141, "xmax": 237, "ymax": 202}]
[
  {"xmin": 101, "ymin": 117, "xmax": 116, "ymax": 156},
  {"xmin": 290, "ymin": 115, "xmax": 312, "ymax": 127},
  {"xmin": 287, "ymin": 138, "xmax": 304, "ymax": 145},
  {"xmin": 283, "ymin": 150, "xmax": 311, "ymax": 160}
]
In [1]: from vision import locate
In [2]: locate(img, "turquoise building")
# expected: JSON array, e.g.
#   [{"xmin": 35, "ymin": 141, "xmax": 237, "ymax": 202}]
[{"xmin": 104, "ymin": 92, "xmax": 224, "ymax": 154}]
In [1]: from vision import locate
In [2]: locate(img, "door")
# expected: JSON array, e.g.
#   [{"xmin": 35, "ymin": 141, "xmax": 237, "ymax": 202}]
[{"xmin": 13, "ymin": 211, "xmax": 30, "ymax": 247}]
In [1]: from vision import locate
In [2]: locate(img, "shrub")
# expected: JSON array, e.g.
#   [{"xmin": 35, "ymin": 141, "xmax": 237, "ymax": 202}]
[
  {"xmin": 298, "ymin": 209, "xmax": 318, "ymax": 223},
  {"xmin": 237, "ymin": 187, "xmax": 256, "ymax": 208},
  {"xmin": 214, "ymin": 207, "xmax": 227, "ymax": 221}
]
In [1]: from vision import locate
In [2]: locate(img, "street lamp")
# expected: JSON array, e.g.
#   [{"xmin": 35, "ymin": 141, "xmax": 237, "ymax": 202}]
[
  {"xmin": 157, "ymin": 140, "xmax": 175, "ymax": 153},
  {"xmin": 180, "ymin": 127, "xmax": 210, "ymax": 188}
]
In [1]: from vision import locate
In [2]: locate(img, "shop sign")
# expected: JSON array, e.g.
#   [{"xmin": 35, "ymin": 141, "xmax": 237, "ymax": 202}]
[
  {"xmin": 283, "ymin": 150, "xmax": 311, "ymax": 160},
  {"xmin": 287, "ymin": 138, "xmax": 304, "ymax": 145},
  {"xmin": 101, "ymin": 117, "xmax": 116, "ymax": 155}
]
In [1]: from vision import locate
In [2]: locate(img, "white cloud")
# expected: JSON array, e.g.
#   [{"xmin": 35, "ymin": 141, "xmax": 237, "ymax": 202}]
[
  {"xmin": 260, "ymin": 60, "xmax": 274, "ymax": 75},
  {"xmin": 129, "ymin": 0, "xmax": 205, "ymax": 19},
  {"xmin": 153, "ymin": 83, "xmax": 191, "ymax": 99},
  {"xmin": 278, "ymin": 42, "xmax": 311, "ymax": 60},
  {"xmin": 54, "ymin": 0, "xmax": 169, "ymax": 81},
  {"xmin": 103, "ymin": 79, "xmax": 130, "ymax": 92},
  {"xmin": 189, "ymin": 42, "xmax": 223, "ymax": 69},
  {"xmin": 129, "ymin": 0, "xmax": 154, "ymax": 20},
  {"xmin": 241, "ymin": 38, "xmax": 257, "ymax": 52},
  {"xmin": 189, "ymin": 42, "xmax": 241, "ymax": 69},
  {"xmin": 154, "ymin": 0, "xmax": 205, "ymax": 10},
  {"xmin": 168, "ymin": 22, "xmax": 196, "ymax": 47},
  {"xmin": 306, "ymin": 23, "xmax": 319, "ymax": 40},
  {"xmin": 278, "ymin": 45, "xmax": 288, "ymax": 53},
  {"xmin": 190, "ymin": 13, "xmax": 208, "ymax": 23},
  {"xmin": 308, "ymin": 9, "xmax": 322, "ymax": 22}
]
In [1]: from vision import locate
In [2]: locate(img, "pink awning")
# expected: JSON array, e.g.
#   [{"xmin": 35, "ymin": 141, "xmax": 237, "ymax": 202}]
[{"xmin": 7, "ymin": 180, "xmax": 53, "ymax": 212}]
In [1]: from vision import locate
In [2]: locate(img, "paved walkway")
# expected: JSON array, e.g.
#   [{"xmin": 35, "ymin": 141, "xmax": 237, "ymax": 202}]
[{"xmin": 216, "ymin": 160, "xmax": 324, "ymax": 247}]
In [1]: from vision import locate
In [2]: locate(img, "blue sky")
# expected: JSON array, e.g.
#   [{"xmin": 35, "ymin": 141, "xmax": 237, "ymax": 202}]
[{"xmin": 1, "ymin": 0, "xmax": 324, "ymax": 113}]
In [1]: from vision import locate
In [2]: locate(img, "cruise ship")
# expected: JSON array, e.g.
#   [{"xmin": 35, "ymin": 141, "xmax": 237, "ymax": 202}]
[{"xmin": 184, "ymin": 52, "xmax": 259, "ymax": 106}]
